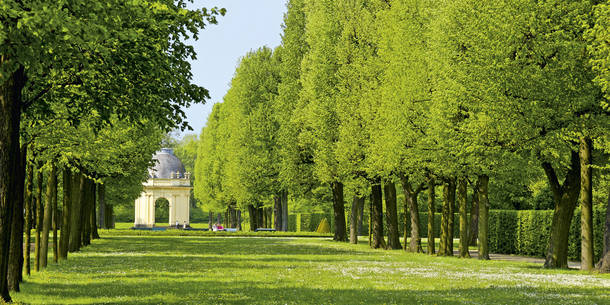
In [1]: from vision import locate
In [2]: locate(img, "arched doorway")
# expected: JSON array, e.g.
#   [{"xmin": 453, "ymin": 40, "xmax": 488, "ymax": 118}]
[{"xmin": 155, "ymin": 198, "xmax": 170, "ymax": 225}]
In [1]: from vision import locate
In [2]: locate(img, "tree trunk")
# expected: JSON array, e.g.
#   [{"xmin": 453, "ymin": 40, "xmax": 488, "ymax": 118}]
[
  {"xmin": 331, "ymin": 181, "xmax": 347, "ymax": 242},
  {"xmin": 41, "ymin": 163, "xmax": 56, "ymax": 269},
  {"xmin": 7, "ymin": 144, "xmax": 26, "ymax": 291},
  {"xmin": 274, "ymin": 195, "xmax": 282, "ymax": 231},
  {"xmin": 596, "ymin": 186, "xmax": 609, "ymax": 273},
  {"xmin": 208, "ymin": 211, "xmax": 213, "ymax": 230},
  {"xmin": 52, "ymin": 167, "xmax": 59, "ymax": 263},
  {"xmin": 98, "ymin": 183, "xmax": 105, "ymax": 229},
  {"xmin": 91, "ymin": 182, "xmax": 99, "ymax": 239},
  {"xmin": 23, "ymin": 164, "xmax": 33, "ymax": 276},
  {"xmin": 81, "ymin": 178, "xmax": 92, "ymax": 247},
  {"xmin": 458, "ymin": 177, "xmax": 470, "ymax": 258},
  {"xmin": 440, "ymin": 179, "xmax": 455, "ymax": 256},
  {"xmin": 59, "ymin": 169, "xmax": 72, "ymax": 259},
  {"xmin": 371, "ymin": 182, "xmax": 385, "ymax": 249},
  {"xmin": 34, "ymin": 165, "xmax": 44, "ymax": 272},
  {"xmin": 281, "ymin": 191, "xmax": 288, "ymax": 231},
  {"xmin": 258, "ymin": 207, "xmax": 264, "ymax": 229},
  {"xmin": 478, "ymin": 175, "xmax": 490, "ymax": 260},
  {"xmin": 384, "ymin": 181, "xmax": 401, "ymax": 250},
  {"xmin": 368, "ymin": 193, "xmax": 372, "ymax": 247},
  {"xmin": 0, "ymin": 63, "xmax": 25, "ymax": 303},
  {"xmin": 543, "ymin": 151, "xmax": 580, "ymax": 269},
  {"xmin": 248, "ymin": 205, "xmax": 257, "ymax": 231},
  {"xmin": 350, "ymin": 195, "xmax": 361, "ymax": 244},
  {"xmin": 427, "ymin": 177, "xmax": 435, "ymax": 255},
  {"xmin": 400, "ymin": 175, "xmax": 423, "ymax": 253},
  {"xmin": 469, "ymin": 180, "xmax": 479, "ymax": 247},
  {"xmin": 237, "ymin": 210, "xmax": 241, "ymax": 231},
  {"xmin": 357, "ymin": 195, "xmax": 365, "ymax": 236},
  {"xmin": 580, "ymin": 137, "xmax": 593, "ymax": 271},
  {"xmin": 69, "ymin": 174, "xmax": 84, "ymax": 252}
]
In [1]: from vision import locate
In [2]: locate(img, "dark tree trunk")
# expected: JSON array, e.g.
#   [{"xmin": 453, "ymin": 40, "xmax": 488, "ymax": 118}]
[
  {"xmin": 440, "ymin": 179, "xmax": 455, "ymax": 256},
  {"xmin": 34, "ymin": 165, "xmax": 43, "ymax": 272},
  {"xmin": 258, "ymin": 207, "xmax": 264, "ymax": 229},
  {"xmin": 248, "ymin": 205, "xmax": 257, "ymax": 231},
  {"xmin": 68, "ymin": 174, "xmax": 84, "ymax": 252},
  {"xmin": 543, "ymin": 151, "xmax": 580, "ymax": 269},
  {"xmin": 52, "ymin": 167, "xmax": 59, "ymax": 263},
  {"xmin": 237, "ymin": 210, "xmax": 242, "ymax": 231},
  {"xmin": 7, "ymin": 144, "xmax": 26, "ymax": 291},
  {"xmin": 596, "ymin": 186, "xmax": 609, "ymax": 273},
  {"xmin": 384, "ymin": 181, "xmax": 401, "ymax": 249},
  {"xmin": 81, "ymin": 178, "xmax": 92, "ymax": 247},
  {"xmin": 274, "ymin": 195, "xmax": 282, "ymax": 231},
  {"xmin": 469, "ymin": 180, "xmax": 479, "ymax": 247},
  {"xmin": 7, "ymin": 145, "xmax": 27, "ymax": 291},
  {"xmin": 357, "ymin": 195, "xmax": 365, "ymax": 236},
  {"xmin": 478, "ymin": 175, "xmax": 490, "ymax": 260},
  {"xmin": 217, "ymin": 213, "xmax": 221, "ymax": 226},
  {"xmin": 41, "ymin": 163, "xmax": 56, "ymax": 269},
  {"xmin": 105, "ymin": 203, "xmax": 114, "ymax": 229},
  {"xmin": 59, "ymin": 169, "xmax": 72, "ymax": 259},
  {"xmin": 349, "ymin": 195, "xmax": 361, "ymax": 244},
  {"xmin": 371, "ymin": 182, "xmax": 385, "ymax": 249},
  {"xmin": 400, "ymin": 175, "xmax": 423, "ymax": 253},
  {"xmin": 208, "ymin": 211, "xmax": 213, "ymax": 230},
  {"xmin": 331, "ymin": 182, "xmax": 347, "ymax": 242},
  {"xmin": 91, "ymin": 182, "xmax": 99, "ymax": 239},
  {"xmin": 458, "ymin": 177, "xmax": 470, "ymax": 258},
  {"xmin": 98, "ymin": 183, "xmax": 105, "ymax": 229},
  {"xmin": 427, "ymin": 176, "xmax": 435, "ymax": 255},
  {"xmin": 281, "ymin": 191, "xmax": 288, "ymax": 231},
  {"xmin": 0, "ymin": 63, "xmax": 25, "ymax": 303},
  {"xmin": 368, "ymin": 193, "xmax": 372, "ymax": 246},
  {"xmin": 23, "ymin": 163, "xmax": 33, "ymax": 276},
  {"xmin": 579, "ymin": 137, "xmax": 593, "ymax": 271}
]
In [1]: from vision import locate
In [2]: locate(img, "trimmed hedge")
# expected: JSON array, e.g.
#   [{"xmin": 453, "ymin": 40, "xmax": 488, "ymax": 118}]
[{"xmin": 487, "ymin": 207, "xmax": 605, "ymax": 261}]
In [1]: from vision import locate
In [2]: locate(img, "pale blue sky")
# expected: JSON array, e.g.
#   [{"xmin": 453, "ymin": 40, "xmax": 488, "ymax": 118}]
[{"xmin": 182, "ymin": 1, "xmax": 288, "ymax": 137}]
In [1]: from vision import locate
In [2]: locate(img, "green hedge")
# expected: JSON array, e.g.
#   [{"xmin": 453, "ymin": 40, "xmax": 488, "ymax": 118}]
[{"xmin": 487, "ymin": 207, "xmax": 605, "ymax": 261}]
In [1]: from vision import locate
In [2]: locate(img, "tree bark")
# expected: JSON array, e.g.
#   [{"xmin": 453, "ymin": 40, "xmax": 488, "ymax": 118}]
[
  {"xmin": 331, "ymin": 181, "xmax": 347, "ymax": 242},
  {"xmin": 447, "ymin": 179, "xmax": 456, "ymax": 255},
  {"xmin": 440, "ymin": 179, "xmax": 455, "ymax": 256},
  {"xmin": 281, "ymin": 191, "xmax": 288, "ymax": 232},
  {"xmin": 208, "ymin": 211, "xmax": 213, "ymax": 230},
  {"xmin": 23, "ymin": 163, "xmax": 33, "ymax": 276},
  {"xmin": 81, "ymin": 178, "xmax": 92, "ymax": 247},
  {"xmin": 357, "ymin": 195, "xmax": 365, "ymax": 236},
  {"xmin": 98, "ymin": 183, "xmax": 105, "ymax": 229},
  {"xmin": 0, "ymin": 63, "xmax": 25, "ymax": 303},
  {"xmin": 349, "ymin": 195, "xmax": 361, "ymax": 244},
  {"xmin": 274, "ymin": 195, "xmax": 282, "ymax": 231},
  {"xmin": 458, "ymin": 177, "xmax": 470, "ymax": 258},
  {"xmin": 543, "ymin": 151, "xmax": 580, "ymax": 268},
  {"xmin": 469, "ymin": 180, "xmax": 479, "ymax": 247},
  {"xmin": 478, "ymin": 175, "xmax": 490, "ymax": 260},
  {"xmin": 59, "ymin": 169, "xmax": 72, "ymax": 259},
  {"xmin": 400, "ymin": 175, "xmax": 423, "ymax": 253},
  {"xmin": 384, "ymin": 181, "xmax": 401, "ymax": 249},
  {"xmin": 427, "ymin": 176, "xmax": 436, "ymax": 255},
  {"xmin": 237, "ymin": 210, "xmax": 242, "ymax": 231},
  {"xmin": 52, "ymin": 167, "xmax": 59, "ymax": 263},
  {"xmin": 41, "ymin": 163, "xmax": 56, "ymax": 269},
  {"xmin": 579, "ymin": 137, "xmax": 593, "ymax": 271},
  {"xmin": 91, "ymin": 182, "xmax": 99, "ymax": 239},
  {"xmin": 7, "ymin": 144, "xmax": 26, "ymax": 291},
  {"xmin": 34, "ymin": 165, "xmax": 44, "ymax": 272},
  {"xmin": 368, "ymin": 193, "xmax": 372, "ymax": 246},
  {"xmin": 69, "ymin": 173, "xmax": 84, "ymax": 252},
  {"xmin": 596, "ymin": 186, "xmax": 609, "ymax": 273},
  {"xmin": 371, "ymin": 182, "xmax": 385, "ymax": 249},
  {"xmin": 248, "ymin": 205, "xmax": 257, "ymax": 231}
]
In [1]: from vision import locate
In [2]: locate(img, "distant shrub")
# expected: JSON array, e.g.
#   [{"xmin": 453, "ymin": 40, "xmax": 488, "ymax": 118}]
[{"xmin": 316, "ymin": 218, "xmax": 331, "ymax": 233}]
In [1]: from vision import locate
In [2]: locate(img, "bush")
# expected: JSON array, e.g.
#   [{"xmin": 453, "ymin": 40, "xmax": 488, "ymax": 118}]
[{"xmin": 316, "ymin": 218, "xmax": 331, "ymax": 233}]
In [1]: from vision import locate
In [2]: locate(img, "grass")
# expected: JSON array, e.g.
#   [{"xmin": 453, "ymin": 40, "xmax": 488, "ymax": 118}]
[{"xmin": 12, "ymin": 230, "xmax": 610, "ymax": 304}]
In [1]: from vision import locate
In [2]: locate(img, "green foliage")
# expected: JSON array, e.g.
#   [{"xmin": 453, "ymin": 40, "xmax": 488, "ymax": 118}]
[{"xmin": 316, "ymin": 218, "xmax": 331, "ymax": 233}]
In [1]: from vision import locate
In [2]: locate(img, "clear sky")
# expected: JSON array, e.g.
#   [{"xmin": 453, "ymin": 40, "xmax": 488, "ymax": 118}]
[{"xmin": 182, "ymin": 0, "xmax": 288, "ymax": 138}]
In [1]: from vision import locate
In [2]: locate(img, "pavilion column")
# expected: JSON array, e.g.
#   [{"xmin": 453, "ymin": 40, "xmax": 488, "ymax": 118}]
[{"xmin": 170, "ymin": 195, "xmax": 176, "ymax": 226}]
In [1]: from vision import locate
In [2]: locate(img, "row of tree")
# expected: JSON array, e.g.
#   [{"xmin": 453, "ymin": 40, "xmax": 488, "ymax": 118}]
[
  {"xmin": 0, "ymin": 0, "xmax": 224, "ymax": 302},
  {"xmin": 194, "ymin": 0, "xmax": 610, "ymax": 272}
]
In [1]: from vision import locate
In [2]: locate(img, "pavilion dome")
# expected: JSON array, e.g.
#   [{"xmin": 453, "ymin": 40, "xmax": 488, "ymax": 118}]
[{"xmin": 148, "ymin": 148, "xmax": 186, "ymax": 179}]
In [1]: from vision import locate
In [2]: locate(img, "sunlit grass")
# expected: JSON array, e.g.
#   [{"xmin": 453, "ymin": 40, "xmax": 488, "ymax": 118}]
[{"xmin": 12, "ymin": 231, "xmax": 610, "ymax": 304}]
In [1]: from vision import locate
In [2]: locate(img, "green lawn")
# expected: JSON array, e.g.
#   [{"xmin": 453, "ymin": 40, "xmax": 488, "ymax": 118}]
[{"xmin": 12, "ymin": 232, "xmax": 610, "ymax": 304}]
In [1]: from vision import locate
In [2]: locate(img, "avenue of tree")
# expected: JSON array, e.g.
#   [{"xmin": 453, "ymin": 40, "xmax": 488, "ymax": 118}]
[
  {"xmin": 0, "ymin": 0, "xmax": 224, "ymax": 302},
  {"xmin": 194, "ymin": 0, "xmax": 610, "ymax": 273}
]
